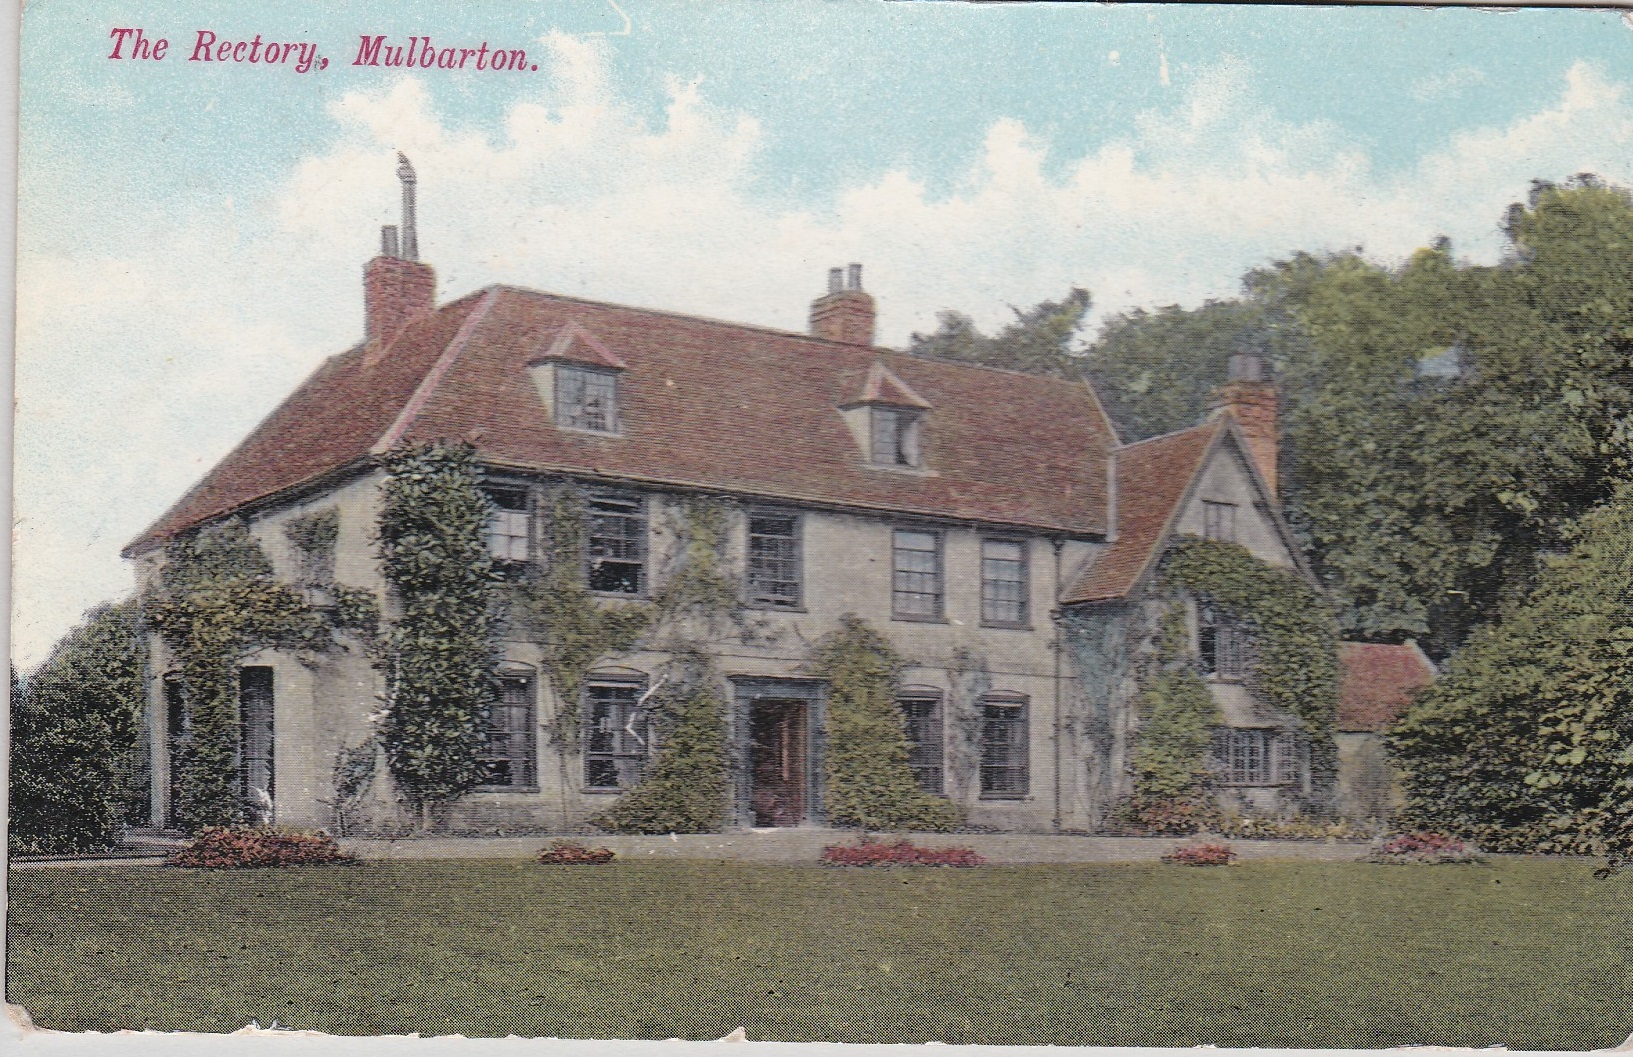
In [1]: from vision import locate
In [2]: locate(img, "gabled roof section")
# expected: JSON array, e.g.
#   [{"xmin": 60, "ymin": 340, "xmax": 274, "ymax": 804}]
[
  {"xmin": 847, "ymin": 361, "xmax": 931, "ymax": 409},
  {"xmin": 1062, "ymin": 420, "xmax": 1222, "ymax": 604},
  {"xmin": 527, "ymin": 320, "xmax": 628, "ymax": 371},
  {"xmin": 127, "ymin": 284, "xmax": 1117, "ymax": 555},
  {"xmin": 1338, "ymin": 642, "xmax": 1437, "ymax": 733}
]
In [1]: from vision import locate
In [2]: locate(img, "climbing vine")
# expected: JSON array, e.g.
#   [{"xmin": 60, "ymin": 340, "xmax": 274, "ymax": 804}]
[
  {"xmin": 377, "ymin": 442, "xmax": 502, "ymax": 820},
  {"xmin": 810, "ymin": 616, "xmax": 960, "ymax": 832},
  {"xmin": 592, "ymin": 651, "xmax": 730, "ymax": 834},
  {"xmin": 1161, "ymin": 537, "xmax": 1342, "ymax": 806},
  {"xmin": 146, "ymin": 519, "xmax": 329, "ymax": 830},
  {"xmin": 653, "ymin": 497, "xmax": 743, "ymax": 622},
  {"xmin": 511, "ymin": 485, "xmax": 654, "ymax": 748},
  {"xmin": 1117, "ymin": 603, "xmax": 1223, "ymax": 832}
]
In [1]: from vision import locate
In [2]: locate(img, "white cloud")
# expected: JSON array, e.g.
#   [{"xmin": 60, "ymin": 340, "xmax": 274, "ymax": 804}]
[{"xmin": 14, "ymin": 42, "xmax": 1633, "ymax": 667}]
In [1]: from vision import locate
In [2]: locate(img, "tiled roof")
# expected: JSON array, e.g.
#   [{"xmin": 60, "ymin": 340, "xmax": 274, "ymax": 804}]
[
  {"xmin": 126, "ymin": 285, "xmax": 1117, "ymax": 555},
  {"xmin": 1060, "ymin": 420, "xmax": 1222, "ymax": 604},
  {"xmin": 851, "ymin": 362, "xmax": 932, "ymax": 409},
  {"xmin": 1337, "ymin": 642, "xmax": 1437, "ymax": 733}
]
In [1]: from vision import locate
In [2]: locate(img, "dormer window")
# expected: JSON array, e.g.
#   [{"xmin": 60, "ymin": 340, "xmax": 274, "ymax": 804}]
[
  {"xmin": 871, "ymin": 407, "xmax": 923, "ymax": 467},
  {"xmin": 557, "ymin": 365, "xmax": 619, "ymax": 433}
]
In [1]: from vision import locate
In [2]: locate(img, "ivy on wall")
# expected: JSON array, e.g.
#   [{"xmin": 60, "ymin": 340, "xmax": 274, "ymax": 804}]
[
  {"xmin": 146, "ymin": 520, "xmax": 328, "ymax": 830},
  {"xmin": 810, "ymin": 616, "xmax": 960, "ymax": 832},
  {"xmin": 1118, "ymin": 604, "xmax": 1223, "ymax": 832},
  {"xmin": 1161, "ymin": 537, "xmax": 1342, "ymax": 807},
  {"xmin": 377, "ymin": 442, "xmax": 502, "ymax": 821},
  {"xmin": 592, "ymin": 651, "xmax": 729, "ymax": 834},
  {"xmin": 653, "ymin": 497, "xmax": 743, "ymax": 623},
  {"xmin": 511, "ymin": 485, "xmax": 654, "ymax": 748}
]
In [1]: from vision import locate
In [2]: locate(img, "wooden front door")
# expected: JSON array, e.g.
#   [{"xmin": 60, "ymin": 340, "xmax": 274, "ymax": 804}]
[{"xmin": 750, "ymin": 699, "xmax": 807, "ymax": 826}]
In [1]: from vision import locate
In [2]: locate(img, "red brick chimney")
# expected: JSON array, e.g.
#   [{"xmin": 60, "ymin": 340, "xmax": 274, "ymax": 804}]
[
  {"xmin": 1210, "ymin": 350, "xmax": 1279, "ymax": 498},
  {"xmin": 809, "ymin": 262, "xmax": 876, "ymax": 346},
  {"xmin": 364, "ymin": 153, "xmax": 435, "ymax": 348}
]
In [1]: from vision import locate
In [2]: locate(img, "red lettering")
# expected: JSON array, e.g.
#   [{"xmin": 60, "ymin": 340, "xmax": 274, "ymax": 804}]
[
  {"xmin": 189, "ymin": 30, "xmax": 216, "ymax": 61},
  {"xmin": 108, "ymin": 27, "xmax": 134, "ymax": 59},
  {"xmin": 354, "ymin": 34, "xmax": 386, "ymax": 66}
]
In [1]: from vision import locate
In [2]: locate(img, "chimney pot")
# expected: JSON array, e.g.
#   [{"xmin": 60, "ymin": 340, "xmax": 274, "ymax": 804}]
[
  {"xmin": 827, "ymin": 267, "xmax": 844, "ymax": 294},
  {"xmin": 847, "ymin": 262, "xmax": 863, "ymax": 290},
  {"xmin": 365, "ymin": 155, "xmax": 434, "ymax": 349},
  {"xmin": 381, "ymin": 225, "xmax": 400, "ymax": 259}
]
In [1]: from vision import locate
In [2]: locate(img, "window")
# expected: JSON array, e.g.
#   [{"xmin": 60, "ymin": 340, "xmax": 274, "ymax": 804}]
[
  {"xmin": 871, "ymin": 407, "xmax": 922, "ymax": 467},
  {"xmin": 556, "ymin": 365, "xmax": 619, "ymax": 433},
  {"xmin": 480, "ymin": 674, "xmax": 537, "ymax": 788},
  {"xmin": 487, "ymin": 487, "xmax": 531, "ymax": 564},
  {"xmin": 1203, "ymin": 501, "xmax": 1237, "ymax": 542},
  {"xmin": 748, "ymin": 512, "xmax": 802, "ymax": 608},
  {"xmin": 892, "ymin": 528, "xmax": 943, "ymax": 619},
  {"xmin": 585, "ymin": 682, "xmax": 652, "ymax": 790},
  {"xmin": 587, "ymin": 493, "xmax": 645, "ymax": 594},
  {"xmin": 1198, "ymin": 603, "xmax": 1250, "ymax": 680},
  {"xmin": 980, "ymin": 694, "xmax": 1028, "ymax": 797},
  {"xmin": 1212, "ymin": 727, "xmax": 1294, "ymax": 786},
  {"xmin": 981, "ymin": 539, "xmax": 1029, "ymax": 625},
  {"xmin": 898, "ymin": 692, "xmax": 945, "ymax": 795},
  {"xmin": 239, "ymin": 667, "xmax": 275, "ymax": 809}
]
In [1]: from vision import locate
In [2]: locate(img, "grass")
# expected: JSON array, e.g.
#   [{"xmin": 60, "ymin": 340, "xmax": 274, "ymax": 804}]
[{"xmin": 8, "ymin": 858, "xmax": 1631, "ymax": 1047}]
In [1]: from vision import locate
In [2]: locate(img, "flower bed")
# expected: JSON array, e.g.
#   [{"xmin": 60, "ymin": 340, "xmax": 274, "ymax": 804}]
[
  {"xmin": 1368, "ymin": 831, "xmax": 1482, "ymax": 864},
  {"xmin": 537, "ymin": 839, "xmax": 616, "ymax": 865},
  {"xmin": 1161, "ymin": 840, "xmax": 1237, "ymax": 866},
  {"xmin": 820, "ymin": 839, "xmax": 986, "ymax": 868},
  {"xmin": 167, "ymin": 826, "xmax": 350, "ymax": 869}
]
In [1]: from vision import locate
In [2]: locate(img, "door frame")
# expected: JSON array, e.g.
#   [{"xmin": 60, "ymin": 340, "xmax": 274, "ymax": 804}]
[{"xmin": 729, "ymin": 677, "xmax": 825, "ymax": 828}]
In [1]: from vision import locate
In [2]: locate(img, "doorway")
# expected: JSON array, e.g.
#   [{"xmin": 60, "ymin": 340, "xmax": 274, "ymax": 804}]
[{"xmin": 749, "ymin": 699, "xmax": 808, "ymax": 827}]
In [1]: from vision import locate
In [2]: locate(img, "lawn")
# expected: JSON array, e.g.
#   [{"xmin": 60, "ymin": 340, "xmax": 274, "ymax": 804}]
[{"xmin": 8, "ymin": 858, "xmax": 1631, "ymax": 1047}]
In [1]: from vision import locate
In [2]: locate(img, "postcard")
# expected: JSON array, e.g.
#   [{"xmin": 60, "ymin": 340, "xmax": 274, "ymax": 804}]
[{"xmin": 9, "ymin": 1, "xmax": 1633, "ymax": 1052}]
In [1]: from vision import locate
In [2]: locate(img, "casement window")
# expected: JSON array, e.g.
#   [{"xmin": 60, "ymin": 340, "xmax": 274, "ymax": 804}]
[
  {"xmin": 587, "ymin": 493, "xmax": 646, "ymax": 594},
  {"xmin": 1198, "ymin": 603, "xmax": 1250, "ymax": 680},
  {"xmin": 871, "ymin": 407, "xmax": 923, "ymax": 468},
  {"xmin": 1212, "ymin": 727, "xmax": 1294, "ymax": 786},
  {"xmin": 747, "ymin": 512, "xmax": 802, "ymax": 609},
  {"xmin": 239, "ymin": 667, "xmax": 275, "ymax": 808},
  {"xmin": 486, "ymin": 487, "xmax": 531, "ymax": 565},
  {"xmin": 584, "ymin": 681, "xmax": 652, "ymax": 790},
  {"xmin": 980, "ymin": 694, "xmax": 1029, "ymax": 797},
  {"xmin": 980, "ymin": 539, "xmax": 1029, "ymax": 626},
  {"xmin": 898, "ymin": 691, "xmax": 945, "ymax": 795},
  {"xmin": 556, "ymin": 365, "xmax": 620, "ymax": 433},
  {"xmin": 892, "ymin": 528, "xmax": 944, "ymax": 619},
  {"xmin": 480, "ymin": 673, "xmax": 537, "ymax": 789},
  {"xmin": 1203, "ymin": 501, "xmax": 1237, "ymax": 542}
]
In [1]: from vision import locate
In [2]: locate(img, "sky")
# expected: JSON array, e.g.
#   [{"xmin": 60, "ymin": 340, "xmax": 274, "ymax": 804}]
[{"xmin": 14, "ymin": 0, "xmax": 1633, "ymax": 670}]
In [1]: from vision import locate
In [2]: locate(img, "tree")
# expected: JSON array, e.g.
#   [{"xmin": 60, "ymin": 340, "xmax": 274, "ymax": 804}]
[
  {"xmin": 1390, "ymin": 485, "xmax": 1633, "ymax": 868},
  {"xmin": 10, "ymin": 602, "xmax": 146, "ymax": 853},
  {"xmin": 908, "ymin": 287, "xmax": 1091, "ymax": 377}
]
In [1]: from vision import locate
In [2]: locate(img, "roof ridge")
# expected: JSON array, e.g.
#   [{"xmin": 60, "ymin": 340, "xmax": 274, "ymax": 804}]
[
  {"xmin": 1116, "ymin": 418, "xmax": 1221, "ymax": 451},
  {"xmin": 372, "ymin": 288, "xmax": 502, "ymax": 454}
]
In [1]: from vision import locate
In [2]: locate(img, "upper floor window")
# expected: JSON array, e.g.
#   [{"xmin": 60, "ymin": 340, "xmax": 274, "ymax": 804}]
[
  {"xmin": 892, "ymin": 528, "xmax": 943, "ymax": 620},
  {"xmin": 871, "ymin": 407, "xmax": 923, "ymax": 468},
  {"xmin": 487, "ymin": 487, "xmax": 531, "ymax": 564},
  {"xmin": 584, "ymin": 681, "xmax": 651, "ymax": 790},
  {"xmin": 980, "ymin": 693, "xmax": 1029, "ymax": 798},
  {"xmin": 747, "ymin": 512, "xmax": 802, "ymax": 609},
  {"xmin": 480, "ymin": 673, "xmax": 537, "ymax": 789},
  {"xmin": 980, "ymin": 539, "xmax": 1029, "ymax": 626},
  {"xmin": 557, "ymin": 365, "xmax": 620, "ymax": 433},
  {"xmin": 899, "ymin": 691, "xmax": 945, "ymax": 795},
  {"xmin": 1203, "ymin": 501, "xmax": 1237, "ymax": 542},
  {"xmin": 587, "ymin": 493, "xmax": 645, "ymax": 594},
  {"xmin": 1198, "ymin": 603, "xmax": 1250, "ymax": 680}
]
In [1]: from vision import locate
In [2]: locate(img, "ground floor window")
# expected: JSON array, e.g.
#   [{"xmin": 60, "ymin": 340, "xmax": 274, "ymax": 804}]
[
  {"xmin": 980, "ymin": 693, "xmax": 1029, "ymax": 797},
  {"xmin": 898, "ymin": 691, "xmax": 945, "ymax": 795},
  {"xmin": 480, "ymin": 673, "xmax": 537, "ymax": 788},
  {"xmin": 585, "ymin": 681, "xmax": 652, "ymax": 790},
  {"xmin": 239, "ymin": 667, "xmax": 275, "ymax": 812},
  {"xmin": 1212, "ymin": 727, "xmax": 1295, "ymax": 786}
]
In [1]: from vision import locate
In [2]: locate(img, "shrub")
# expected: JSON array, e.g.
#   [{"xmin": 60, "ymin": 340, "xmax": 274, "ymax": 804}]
[
  {"xmin": 1367, "ymin": 831, "xmax": 1483, "ymax": 864},
  {"xmin": 820, "ymin": 839, "xmax": 985, "ymax": 868},
  {"xmin": 1108, "ymin": 796, "xmax": 1223, "ymax": 836},
  {"xmin": 1214, "ymin": 815, "xmax": 1372, "ymax": 841},
  {"xmin": 537, "ymin": 839, "xmax": 616, "ymax": 865},
  {"xmin": 167, "ymin": 826, "xmax": 350, "ymax": 869},
  {"xmin": 1161, "ymin": 840, "xmax": 1237, "ymax": 866}
]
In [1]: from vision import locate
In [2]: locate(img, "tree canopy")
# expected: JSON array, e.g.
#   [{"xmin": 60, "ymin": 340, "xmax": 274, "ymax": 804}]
[{"xmin": 907, "ymin": 287, "xmax": 1092, "ymax": 377}]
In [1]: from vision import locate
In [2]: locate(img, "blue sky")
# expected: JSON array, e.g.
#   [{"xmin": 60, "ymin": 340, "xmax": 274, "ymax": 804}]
[{"xmin": 15, "ymin": 0, "xmax": 1633, "ymax": 667}]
